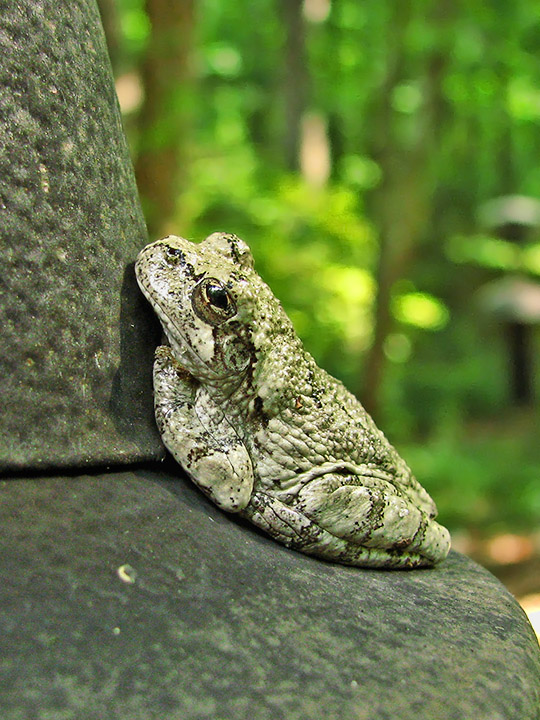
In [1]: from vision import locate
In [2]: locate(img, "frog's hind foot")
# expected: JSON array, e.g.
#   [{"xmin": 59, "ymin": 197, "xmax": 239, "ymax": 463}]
[
  {"xmin": 243, "ymin": 490, "xmax": 447, "ymax": 568},
  {"xmin": 244, "ymin": 491, "xmax": 324, "ymax": 547},
  {"xmin": 293, "ymin": 473, "xmax": 450, "ymax": 567}
]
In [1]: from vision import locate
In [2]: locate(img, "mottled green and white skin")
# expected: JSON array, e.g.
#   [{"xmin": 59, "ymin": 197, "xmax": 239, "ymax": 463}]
[{"xmin": 135, "ymin": 233, "xmax": 451, "ymax": 568}]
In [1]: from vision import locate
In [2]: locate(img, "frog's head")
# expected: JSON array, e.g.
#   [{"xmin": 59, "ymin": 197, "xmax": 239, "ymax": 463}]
[{"xmin": 135, "ymin": 233, "xmax": 293, "ymax": 389}]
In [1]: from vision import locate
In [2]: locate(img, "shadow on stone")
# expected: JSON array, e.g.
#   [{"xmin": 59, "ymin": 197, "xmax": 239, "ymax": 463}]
[{"xmin": 109, "ymin": 262, "xmax": 164, "ymax": 453}]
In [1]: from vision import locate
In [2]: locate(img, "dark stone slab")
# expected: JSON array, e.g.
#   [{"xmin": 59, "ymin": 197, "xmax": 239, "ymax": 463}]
[
  {"xmin": 0, "ymin": 0, "xmax": 164, "ymax": 471},
  {"xmin": 1, "ymin": 468, "xmax": 538, "ymax": 720}
]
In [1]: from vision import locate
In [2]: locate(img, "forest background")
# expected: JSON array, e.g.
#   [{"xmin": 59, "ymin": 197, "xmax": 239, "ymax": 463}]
[{"xmin": 98, "ymin": 0, "xmax": 540, "ymax": 612}]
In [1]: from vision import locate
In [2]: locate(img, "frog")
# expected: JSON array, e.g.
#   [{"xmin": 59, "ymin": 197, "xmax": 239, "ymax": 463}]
[{"xmin": 135, "ymin": 232, "xmax": 451, "ymax": 568}]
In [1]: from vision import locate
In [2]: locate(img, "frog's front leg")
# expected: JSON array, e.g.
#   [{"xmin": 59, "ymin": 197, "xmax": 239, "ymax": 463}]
[{"xmin": 153, "ymin": 346, "xmax": 254, "ymax": 512}]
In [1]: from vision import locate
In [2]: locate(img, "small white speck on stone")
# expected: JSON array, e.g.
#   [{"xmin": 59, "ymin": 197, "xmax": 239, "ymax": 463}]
[
  {"xmin": 38, "ymin": 163, "xmax": 49, "ymax": 193},
  {"xmin": 117, "ymin": 564, "xmax": 137, "ymax": 584}
]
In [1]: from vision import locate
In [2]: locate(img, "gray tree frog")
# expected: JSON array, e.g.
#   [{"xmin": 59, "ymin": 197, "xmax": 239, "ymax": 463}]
[{"xmin": 135, "ymin": 233, "xmax": 451, "ymax": 568}]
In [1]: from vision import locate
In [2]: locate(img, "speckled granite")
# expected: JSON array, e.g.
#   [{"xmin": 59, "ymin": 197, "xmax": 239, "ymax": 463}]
[
  {"xmin": 1, "ymin": 469, "xmax": 538, "ymax": 720},
  {"xmin": 0, "ymin": 0, "xmax": 164, "ymax": 471}
]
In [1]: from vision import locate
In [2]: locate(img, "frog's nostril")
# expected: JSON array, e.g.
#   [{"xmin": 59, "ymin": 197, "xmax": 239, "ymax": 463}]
[{"xmin": 165, "ymin": 246, "xmax": 185, "ymax": 263}]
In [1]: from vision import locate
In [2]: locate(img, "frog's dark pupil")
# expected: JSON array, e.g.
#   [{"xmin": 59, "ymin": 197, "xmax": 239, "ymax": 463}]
[{"xmin": 207, "ymin": 284, "xmax": 229, "ymax": 309}]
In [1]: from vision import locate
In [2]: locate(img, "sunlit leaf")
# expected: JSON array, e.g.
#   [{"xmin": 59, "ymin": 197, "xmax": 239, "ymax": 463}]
[
  {"xmin": 508, "ymin": 76, "xmax": 540, "ymax": 121},
  {"xmin": 205, "ymin": 43, "xmax": 242, "ymax": 78},
  {"xmin": 522, "ymin": 244, "xmax": 540, "ymax": 275},
  {"xmin": 392, "ymin": 82, "xmax": 423, "ymax": 114},
  {"xmin": 384, "ymin": 333, "xmax": 412, "ymax": 363},
  {"xmin": 339, "ymin": 155, "xmax": 382, "ymax": 190},
  {"xmin": 392, "ymin": 292, "xmax": 450, "ymax": 331},
  {"xmin": 446, "ymin": 235, "xmax": 521, "ymax": 271}
]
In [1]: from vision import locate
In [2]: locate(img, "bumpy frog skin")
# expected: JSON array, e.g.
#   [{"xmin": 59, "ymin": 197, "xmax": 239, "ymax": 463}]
[{"xmin": 135, "ymin": 233, "xmax": 451, "ymax": 568}]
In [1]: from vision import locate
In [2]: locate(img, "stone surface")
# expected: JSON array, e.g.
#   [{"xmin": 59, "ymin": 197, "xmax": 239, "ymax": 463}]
[
  {"xmin": 1, "ymin": 468, "xmax": 539, "ymax": 720},
  {"xmin": 0, "ymin": 0, "xmax": 164, "ymax": 471},
  {"xmin": 0, "ymin": 3, "xmax": 539, "ymax": 719}
]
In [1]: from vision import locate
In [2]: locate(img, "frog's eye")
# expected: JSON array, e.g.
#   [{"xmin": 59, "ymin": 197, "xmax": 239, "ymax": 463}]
[{"xmin": 192, "ymin": 278, "xmax": 237, "ymax": 325}]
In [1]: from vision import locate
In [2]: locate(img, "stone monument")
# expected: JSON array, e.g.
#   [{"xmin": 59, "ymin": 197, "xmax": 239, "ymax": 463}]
[{"xmin": 0, "ymin": 2, "xmax": 538, "ymax": 718}]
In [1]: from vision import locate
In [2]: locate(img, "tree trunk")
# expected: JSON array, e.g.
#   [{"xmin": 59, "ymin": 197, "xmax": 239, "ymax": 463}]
[
  {"xmin": 135, "ymin": 0, "xmax": 195, "ymax": 239},
  {"xmin": 278, "ymin": 0, "xmax": 309, "ymax": 171},
  {"xmin": 361, "ymin": 0, "xmax": 451, "ymax": 418},
  {"xmin": 96, "ymin": 0, "xmax": 121, "ymax": 74}
]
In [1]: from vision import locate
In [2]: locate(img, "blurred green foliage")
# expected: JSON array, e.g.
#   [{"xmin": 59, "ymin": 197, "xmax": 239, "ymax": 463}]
[{"xmin": 112, "ymin": 0, "xmax": 540, "ymax": 536}]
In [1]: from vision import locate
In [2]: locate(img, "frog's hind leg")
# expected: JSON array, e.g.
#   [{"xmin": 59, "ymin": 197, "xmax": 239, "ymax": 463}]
[
  {"xmin": 243, "ymin": 489, "xmax": 444, "ymax": 568},
  {"xmin": 294, "ymin": 473, "xmax": 450, "ymax": 566},
  {"xmin": 244, "ymin": 491, "xmax": 326, "ymax": 548}
]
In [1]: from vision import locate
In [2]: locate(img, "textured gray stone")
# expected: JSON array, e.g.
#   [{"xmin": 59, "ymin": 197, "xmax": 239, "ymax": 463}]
[
  {"xmin": 0, "ymin": 2, "xmax": 539, "ymax": 719},
  {"xmin": 0, "ymin": 0, "xmax": 164, "ymax": 471},
  {"xmin": 0, "ymin": 469, "xmax": 539, "ymax": 720}
]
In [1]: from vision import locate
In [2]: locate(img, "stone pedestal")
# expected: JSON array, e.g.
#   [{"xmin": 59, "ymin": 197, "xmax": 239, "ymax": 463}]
[
  {"xmin": 0, "ymin": 2, "xmax": 538, "ymax": 719},
  {"xmin": 0, "ymin": 0, "xmax": 163, "ymax": 471},
  {"xmin": 1, "ymin": 469, "xmax": 539, "ymax": 719}
]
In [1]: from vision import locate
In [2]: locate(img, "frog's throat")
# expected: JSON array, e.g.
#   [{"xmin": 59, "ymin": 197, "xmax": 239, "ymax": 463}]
[
  {"xmin": 163, "ymin": 325, "xmax": 218, "ymax": 380},
  {"xmin": 163, "ymin": 331, "xmax": 198, "ymax": 372},
  {"xmin": 163, "ymin": 323, "xmax": 249, "ymax": 392}
]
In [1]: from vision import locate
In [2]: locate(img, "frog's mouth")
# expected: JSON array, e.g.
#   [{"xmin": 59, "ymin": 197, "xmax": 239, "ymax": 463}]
[
  {"xmin": 162, "ymin": 325, "xmax": 206, "ymax": 376},
  {"xmin": 135, "ymin": 263, "xmax": 209, "ymax": 378},
  {"xmin": 151, "ymin": 300, "xmax": 220, "ymax": 380}
]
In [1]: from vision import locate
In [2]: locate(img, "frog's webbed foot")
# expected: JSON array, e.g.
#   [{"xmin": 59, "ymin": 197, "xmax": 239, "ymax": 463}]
[
  {"xmin": 298, "ymin": 473, "xmax": 450, "ymax": 566},
  {"xmin": 245, "ymin": 473, "xmax": 450, "ymax": 568},
  {"xmin": 153, "ymin": 346, "xmax": 254, "ymax": 512}
]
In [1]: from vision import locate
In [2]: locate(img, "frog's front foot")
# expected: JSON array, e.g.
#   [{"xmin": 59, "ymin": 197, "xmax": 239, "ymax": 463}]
[{"xmin": 153, "ymin": 345, "xmax": 254, "ymax": 512}]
